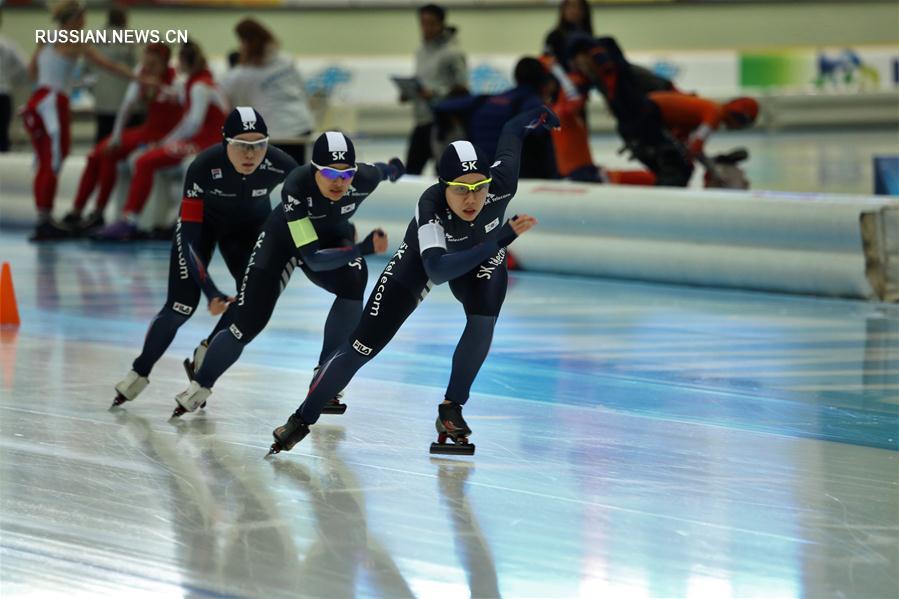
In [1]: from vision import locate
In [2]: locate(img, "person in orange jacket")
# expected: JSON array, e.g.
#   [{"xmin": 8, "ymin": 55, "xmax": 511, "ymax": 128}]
[{"xmin": 542, "ymin": 54, "xmax": 658, "ymax": 185}]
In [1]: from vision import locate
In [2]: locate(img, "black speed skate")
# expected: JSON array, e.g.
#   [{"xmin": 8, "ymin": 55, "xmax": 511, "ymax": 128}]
[
  {"xmin": 430, "ymin": 402, "xmax": 475, "ymax": 456},
  {"xmin": 321, "ymin": 397, "xmax": 347, "ymax": 415},
  {"xmin": 267, "ymin": 414, "xmax": 311, "ymax": 456}
]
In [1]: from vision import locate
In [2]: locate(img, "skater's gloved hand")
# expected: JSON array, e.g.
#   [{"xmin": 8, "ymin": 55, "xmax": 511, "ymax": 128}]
[
  {"xmin": 519, "ymin": 105, "xmax": 561, "ymax": 132},
  {"xmin": 502, "ymin": 105, "xmax": 560, "ymax": 140},
  {"xmin": 387, "ymin": 157, "xmax": 405, "ymax": 182},
  {"xmin": 358, "ymin": 228, "xmax": 388, "ymax": 255},
  {"xmin": 524, "ymin": 105, "xmax": 561, "ymax": 132},
  {"xmin": 208, "ymin": 295, "xmax": 234, "ymax": 316},
  {"xmin": 496, "ymin": 214, "xmax": 538, "ymax": 248}
]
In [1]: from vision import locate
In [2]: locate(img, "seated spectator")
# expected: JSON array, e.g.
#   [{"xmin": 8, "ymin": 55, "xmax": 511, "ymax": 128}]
[
  {"xmin": 64, "ymin": 43, "xmax": 183, "ymax": 233},
  {"xmin": 94, "ymin": 40, "xmax": 228, "ymax": 240}
]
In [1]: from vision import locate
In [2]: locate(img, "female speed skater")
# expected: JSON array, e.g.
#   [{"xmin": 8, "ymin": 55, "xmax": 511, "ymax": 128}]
[{"xmin": 267, "ymin": 104, "xmax": 559, "ymax": 456}]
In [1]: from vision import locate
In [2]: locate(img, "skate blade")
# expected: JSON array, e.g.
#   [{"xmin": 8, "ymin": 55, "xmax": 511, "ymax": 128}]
[
  {"xmin": 429, "ymin": 442, "xmax": 476, "ymax": 456},
  {"xmin": 182, "ymin": 358, "xmax": 195, "ymax": 381},
  {"xmin": 170, "ymin": 405, "xmax": 187, "ymax": 419},
  {"xmin": 111, "ymin": 393, "xmax": 129, "ymax": 408},
  {"xmin": 320, "ymin": 403, "xmax": 347, "ymax": 415}
]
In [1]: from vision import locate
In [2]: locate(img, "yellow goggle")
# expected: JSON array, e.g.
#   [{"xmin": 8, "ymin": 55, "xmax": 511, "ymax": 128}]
[{"xmin": 442, "ymin": 177, "xmax": 492, "ymax": 194}]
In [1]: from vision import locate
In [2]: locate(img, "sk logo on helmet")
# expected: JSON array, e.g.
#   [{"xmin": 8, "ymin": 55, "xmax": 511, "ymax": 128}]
[
  {"xmin": 461, "ymin": 161, "xmax": 477, "ymax": 172},
  {"xmin": 242, "ymin": 120, "xmax": 255, "ymax": 130},
  {"xmin": 331, "ymin": 151, "xmax": 346, "ymax": 161}
]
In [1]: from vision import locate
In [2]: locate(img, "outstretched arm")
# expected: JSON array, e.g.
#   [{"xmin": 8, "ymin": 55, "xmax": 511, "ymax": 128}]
[
  {"xmin": 83, "ymin": 45, "xmax": 138, "ymax": 81},
  {"xmin": 490, "ymin": 105, "xmax": 560, "ymax": 197}
]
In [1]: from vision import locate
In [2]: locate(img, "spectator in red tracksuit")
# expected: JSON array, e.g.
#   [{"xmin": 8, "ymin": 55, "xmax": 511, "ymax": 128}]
[
  {"xmin": 64, "ymin": 43, "xmax": 183, "ymax": 234},
  {"xmin": 95, "ymin": 40, "xmax": 228, "ymax": 240},
  {"xmin": 22, "ymin": 0, "xmax": 142, "ymax": 241}
]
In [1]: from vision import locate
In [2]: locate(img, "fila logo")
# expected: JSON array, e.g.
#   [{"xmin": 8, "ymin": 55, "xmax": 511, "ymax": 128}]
[
  {"xmin": 352, "ymin": 339, "xmax": 372, "ymax": 356},
  {"xmin": 484, "ymin": 217, "xmax": 499, "ymax": 233},
  {"xmin": 461, "ymin": 160, "xmax": 477, "ymax": 172},
  {"xmin": 331, "ymin": 151, "xmax": 346, "ymax": 161},
  {"xmin": 211, "ymin": 168, "xmax": 222, "ymax": 180},
  {"xmin": 172, "ymin": 302, "xmax": 193, "ymax": 315},
  {"xmin": 229, "ymin": 324, "xmax": 244, "ymax": 340},
  {"xmin": 252, "ymin": 189, "xmax": 267, "ymax": 197},
  {"xmin": 340, "ymin": 203, "xmax": 356, "ymax": 214}
]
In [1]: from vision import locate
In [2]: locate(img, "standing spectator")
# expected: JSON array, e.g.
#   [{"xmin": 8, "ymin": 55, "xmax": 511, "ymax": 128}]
[
  {"xmin": 89, "ymin": 6, "xmax": 138, "ymax": 143},
  {"xmin": 0, "ymin": 11, "xmax": 28, "ymax": 152},
  {"xmin": 434, "ymin": 57, "xmax": 557, "ymax": 179},
  {"xmin": 402, "ymin": 3, "xmax": 468, "ymax": 175},
  {"xmin": 543, "ymin": 0, "xmax": 593, "ymax": 70},
  {"xmin": 220, "ymin": 18, "xmax": 315, "ymax": 165},
  {"xmin": 22, "ymin": 0, "xmax": 142, "ymax": 241}
]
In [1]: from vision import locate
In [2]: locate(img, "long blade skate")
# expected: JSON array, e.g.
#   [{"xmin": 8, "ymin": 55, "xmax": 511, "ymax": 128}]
[
  {"xmin": 266, "ymin": 414, "xmax": 310, "ymax": 457},
  {"xmin": 170, "ymin": 400, "xmax": 207, "ymax": 419},
  {"xmin": 111, "ymin": 371, "xmax": 149, "ymax": 408},
  {"xmin": 320, "ymin": 398, "xmax": 348, "ymax": 415},
  {"xmin": 430, "ymin": 432, "xmax": 476, "ymax": 456},
  {"xmin": 170, "ymin": 382, "xmax": 210, "ymax": 419},
  {"xmin": 430, "ymin": 404, "xmax": 475, "ymax": 455}
]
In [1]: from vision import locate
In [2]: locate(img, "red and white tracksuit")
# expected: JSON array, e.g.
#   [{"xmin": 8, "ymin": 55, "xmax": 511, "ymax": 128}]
[
  {"xmin": 121, "ymin": 69, "xmax": 227, "ymax": 217},
  {"xmin": 21, "ymin": 44, "xmax": 78, "ymax": 214},
  {"xmin": 72, "ymin": 67, "xmax": 184, "ymax": 214}
]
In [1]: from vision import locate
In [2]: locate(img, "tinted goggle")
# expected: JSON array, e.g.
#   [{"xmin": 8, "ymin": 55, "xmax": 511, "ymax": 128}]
[
  {"xmin": 312, "ymin": 162, "xmax": 357, "ymax": 180},
  {"xmin": 442, "ymin": 177, "xmax": 492, "ymax": 195},
  {"xmin": 226, "ymin": 137, "xmax": 269, "ymax": 152}
]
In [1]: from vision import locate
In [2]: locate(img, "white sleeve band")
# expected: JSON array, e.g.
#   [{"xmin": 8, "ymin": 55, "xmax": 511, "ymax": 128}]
[{"xmin": 418, "ymin": 222, "xmax": 447, "ymax": 252}]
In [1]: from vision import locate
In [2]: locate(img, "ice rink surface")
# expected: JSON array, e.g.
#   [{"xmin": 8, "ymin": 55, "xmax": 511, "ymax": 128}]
[{"xmin": 0, "ymin": 227, "xmax": 897, "ymax": 598}]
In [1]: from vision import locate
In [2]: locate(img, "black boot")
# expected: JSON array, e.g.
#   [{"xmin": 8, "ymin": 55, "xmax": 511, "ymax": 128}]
[
  {"xmin": 430, "ymin": 402, "xmax": 475, "ymax": 455},
  {"xmin": 268, "ymin": 413, "xmax": 311, "ymax": 455}
]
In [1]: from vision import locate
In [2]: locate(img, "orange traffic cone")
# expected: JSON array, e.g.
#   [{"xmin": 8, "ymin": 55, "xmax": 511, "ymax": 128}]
[{"xmin": 1, "ymin": 262, "xmax": 21, "ymax": 327}]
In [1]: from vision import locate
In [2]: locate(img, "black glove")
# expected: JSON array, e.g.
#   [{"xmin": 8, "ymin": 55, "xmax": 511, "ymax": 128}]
[
  {"xmin": 388, "ymin": 157, "xmax": 405, "ymax": 182},
  {"xmin": 358, "ymin": 229, "xmax": 385, "ymax": 255},
  {"xmin": 523, "ymin": 105, "xmax": 561, "ymax": 132},
  {"xmin": 495, "ymin": 215, "xmax": 521, "ymax": 248}
]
